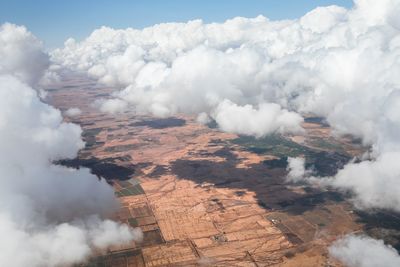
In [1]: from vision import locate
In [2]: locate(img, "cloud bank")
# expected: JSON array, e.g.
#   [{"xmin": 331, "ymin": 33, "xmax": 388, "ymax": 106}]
[
  {"xmin": 51, "ymin": 0, "xmax": 400, "ymax": 214},
  {"xmin": 0, "ymin": 24, "xmax": 141, "ymax": 267}
]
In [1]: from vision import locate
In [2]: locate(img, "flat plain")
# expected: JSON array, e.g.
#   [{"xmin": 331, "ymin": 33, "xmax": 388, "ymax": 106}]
[{"xmin": 47, "ymin": 74, "xmax": 399, "ymax": 267}]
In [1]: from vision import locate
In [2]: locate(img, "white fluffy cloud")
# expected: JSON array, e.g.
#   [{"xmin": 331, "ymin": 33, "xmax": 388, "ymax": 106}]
[
  {"xmin": 325, "ymin": 152, "xmax": 400, "ymax": 211},
  {"xmin": 0, "ymin": 23, "xmax": 49, "ymax": 86},
  {"xmin": 51, "ymin": 0, "xmax": 400, "ymax": 142},
  {"xmin": 52, "ymin": 1, "xmax": 400, "ymax": 213},
  {"xmin": 286, "ymin": 157, "xmax": 308, "ymax": 182},
  {"xmin": 51, "ymin": 18, "xmax": 302, "ymax": 135},
  {"xmin": 286, "ymin": 152, "xmax": 400, "ymax": 212},
  {"xmin": 330, "ymin": 235, "xmax": 400, "ymax": 267},
  {"xmin": 0, "ymin": 24, "xmax": 141, "ymax": 267},
  {"xmin": 65, "ymin": 107, "xmax": 82, "ymax": 117},
  {"xmin": 214, "ymin": 100, "xmax": 303, "ymax": 138}
]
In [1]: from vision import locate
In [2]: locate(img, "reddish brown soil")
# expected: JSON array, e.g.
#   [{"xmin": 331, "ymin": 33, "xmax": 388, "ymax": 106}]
[{"xmin": 47, "ymin": 74, "xmax": 363, "ymax": 267}]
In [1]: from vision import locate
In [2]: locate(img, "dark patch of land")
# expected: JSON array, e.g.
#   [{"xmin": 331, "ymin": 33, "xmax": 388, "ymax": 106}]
[
  {"xmin": 131, "ymin": 118, "xmax": 186, "ymax": 129},
  {"xmin": 232, "ymin": 134, "xmax": 313, "ymax": 158},
  {"xmin": 232, "ymin": 134, "xmax": 351, "ymax": 176},
  {"xmin": 304, "ymin": 117, "xmax": 329, "ymax": 127},
  {"xmin": 104, "ymin": 144, "xmax": 140, "ymax": 153},
  {"xmin": 83, "ymin": 248, "xmax": 144, "ymax": 267},
  {"xmin": 356, "ymin": 210, "xmax": 400, "ymax": 252},
  {"xmin": 57, "ymin": 157, "xmax": 135, "ymax": 181},
  {"xmin": 148, "ymin": 165, "xmax": 169, "ymax": 178},
  {"xmin": 171, "ymin": 156, "xmax": 343, "ymax": 215}
]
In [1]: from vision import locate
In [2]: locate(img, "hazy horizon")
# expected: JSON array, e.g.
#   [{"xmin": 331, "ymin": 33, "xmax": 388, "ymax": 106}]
[{"xmin": 1, "ymin": 0, "xmax": 353, "ymax": 49}]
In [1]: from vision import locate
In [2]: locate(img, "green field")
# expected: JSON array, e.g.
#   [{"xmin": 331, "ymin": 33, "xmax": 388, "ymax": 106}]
[
  {"xmin": 231, "ymin": 134, "xmax": 350, "ymax": 176},
  {"xmin": 115, "ymin": 179, "xmax": 145, "ymax": 197},
  {"xmin": 232, "ymin": 134, "xmax": 314, "ymax": 158}
]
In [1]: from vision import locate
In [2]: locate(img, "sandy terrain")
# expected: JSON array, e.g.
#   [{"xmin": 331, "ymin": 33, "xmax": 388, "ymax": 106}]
[{"xmin": 47, "ymin": 74, "xmax": 368, "ymax": 267}]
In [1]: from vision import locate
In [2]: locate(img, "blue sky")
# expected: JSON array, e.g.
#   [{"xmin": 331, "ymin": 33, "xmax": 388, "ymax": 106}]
[{"xmin": 0, "ymin": 0, "xmax": 353, "ymax": 49}]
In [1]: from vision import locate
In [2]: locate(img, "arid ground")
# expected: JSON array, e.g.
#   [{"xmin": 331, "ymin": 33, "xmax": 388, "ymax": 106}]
[{"xmin": 47, "ymin": 74, "xmax": 400, "ymax": 267}]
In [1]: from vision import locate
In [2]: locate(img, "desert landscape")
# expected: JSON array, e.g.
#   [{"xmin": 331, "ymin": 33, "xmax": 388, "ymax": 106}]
[
  {"xmin": 42, "ymin": 73, "xmax": 398, "ymax": 267},
  {"xmin": 4, "ymin": 2, "xmax": 400, "ymax": 266}
]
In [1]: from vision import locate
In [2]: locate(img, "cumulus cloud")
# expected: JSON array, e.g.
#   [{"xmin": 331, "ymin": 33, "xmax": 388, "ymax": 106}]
[
  {"xmin": 51, "ymin": 0, "xmax": 400, "ymax": 142},
  {"xmin": 286, "ymin": 157, "xmax": 308, "ymax": 182},
  {"xmin": 330, "ymin": 235, "xmax": 400, "ymax": 267},
  {"xmin": 196, "ymin": 112, "xmax": 212, "ymax": 125},
  {"xmin": 0, "ymin": 23, "xmax": 49, "ymax": 86},
  {"xmin": 51, "ymin": 19, "xmax": 299, "ymax": 136},
  {"xmin": 65, "ymin": 107, "xmax": 82, "ymax": 117},
  {"xmin": 285, "ymin": 153, "xmax": 400, "ymax": 212},
  {"xmin": 323, "ymin": 152, "xmax": 400, "ymax": 211},
  {"xmin": 52, "ymin": 0, "xmax": 400, "ymax": 213},
  {"xmin": 96, "ymin": 98, "xmax": 128, "ymax": 114},
  {"xmin": 0, "ymin": 24, "xmax": 141, "ymax": 267},
  {"xmin": 213, "ymin": 100, "xmax": 303, "ymax": 137}
]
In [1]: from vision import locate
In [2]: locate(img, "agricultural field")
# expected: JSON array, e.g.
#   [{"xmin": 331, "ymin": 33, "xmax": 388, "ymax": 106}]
[{"xmin": 48, "ymin": 75, "xmax": 397, "ymax": 267}]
